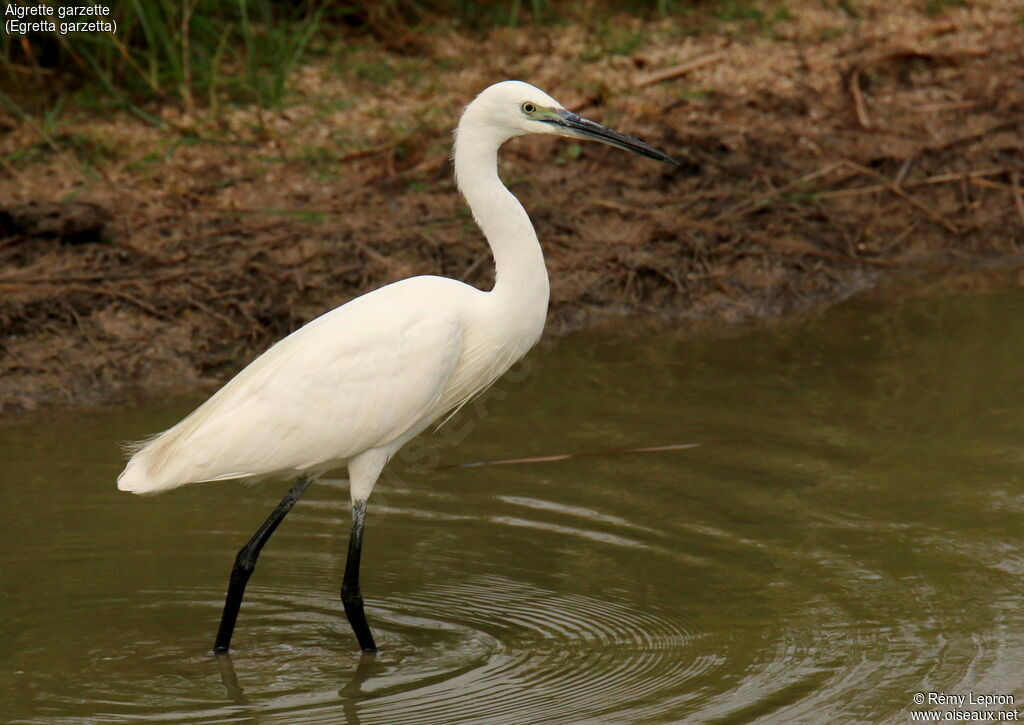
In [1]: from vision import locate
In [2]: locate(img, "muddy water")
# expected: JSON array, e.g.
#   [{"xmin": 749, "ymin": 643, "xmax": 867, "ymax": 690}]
[{"xmin": 4, "ymin": 289, "xmax": 1024, "ymax": 724}]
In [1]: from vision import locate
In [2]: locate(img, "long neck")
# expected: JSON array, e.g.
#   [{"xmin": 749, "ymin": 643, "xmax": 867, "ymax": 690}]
[{"xmin": 454, "ymin": 123, "xmax": 550, "ymax": 310}]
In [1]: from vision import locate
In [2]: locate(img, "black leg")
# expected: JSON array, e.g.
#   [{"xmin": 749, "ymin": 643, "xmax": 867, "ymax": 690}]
[
  {"xmin": 341, "ymin": 500, "xmax": 377, "ymax": 652},
  {"xmin": 213, "ymin": 475, "xmax": 314, "ymax": 652}
]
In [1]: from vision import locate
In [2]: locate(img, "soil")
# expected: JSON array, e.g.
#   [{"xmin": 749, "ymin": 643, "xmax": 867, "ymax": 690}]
[{"xmin": 1, "ymin": 0, "xmax": 1023, "ymax": 414}]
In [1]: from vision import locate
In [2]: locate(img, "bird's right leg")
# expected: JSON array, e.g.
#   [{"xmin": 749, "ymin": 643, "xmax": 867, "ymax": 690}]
[{"xmin": 213, "ymin": 475, "xmax": 314, "ymax": 653}]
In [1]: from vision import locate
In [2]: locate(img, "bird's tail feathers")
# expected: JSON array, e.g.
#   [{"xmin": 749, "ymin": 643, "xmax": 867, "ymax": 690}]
[{"xmin": 117, "ymin": 432, "xmax": 189, "ymax": 495}]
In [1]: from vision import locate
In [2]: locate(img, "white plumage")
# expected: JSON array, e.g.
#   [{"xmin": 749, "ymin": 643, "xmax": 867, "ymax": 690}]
[
  {"xmin": 116, "ymin": 80, "xmax": 673, "ymax": 653},
  {"xmin": 118, "ymin": 82, "xmax": 561, "ymax": 498},
  {"xmin": 118, "ymin": 275, "xmax": 532, "ymax": 495}
]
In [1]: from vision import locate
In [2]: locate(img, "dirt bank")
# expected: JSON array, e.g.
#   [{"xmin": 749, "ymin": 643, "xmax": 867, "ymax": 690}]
[{"xmin": 2, "ymin": 0, "xmax": 1023, "ymax": 414}]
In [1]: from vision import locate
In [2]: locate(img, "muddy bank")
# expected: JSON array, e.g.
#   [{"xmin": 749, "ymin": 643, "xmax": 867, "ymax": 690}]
[{"xmin": 1, "ymin": 0, "xmax": 1023, "ymax": 414}]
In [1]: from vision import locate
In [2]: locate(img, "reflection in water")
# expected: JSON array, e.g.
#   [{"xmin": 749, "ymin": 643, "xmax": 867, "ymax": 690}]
[
  {"xmin": 338, "ymin": 655, "xmax": 380, "ymax": 725},
  {"xmin": 3, "ymin": 289, "xmax": 1024, "ymax": 723},
  {"xmin": 215, "ymin": 652, "xmax": 248, "ymax": 704},
  {"xmin": 215, "ymin": 647, "xmax": 380, "ymax": 723}
]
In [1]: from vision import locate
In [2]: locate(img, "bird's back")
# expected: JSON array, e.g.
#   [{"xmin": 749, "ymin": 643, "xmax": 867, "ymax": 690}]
[{"xmin": 118, "ymin": 276, "xmax": 479, "ymax": 494}]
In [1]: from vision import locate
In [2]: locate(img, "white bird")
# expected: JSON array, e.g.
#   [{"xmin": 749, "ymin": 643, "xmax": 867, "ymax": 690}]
[{"xmin": 118, "ymin": 80, "xmax": 675, "ymax": 654}]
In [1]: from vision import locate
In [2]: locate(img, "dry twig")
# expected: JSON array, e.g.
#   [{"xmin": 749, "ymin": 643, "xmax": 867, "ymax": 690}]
[
  {"xmin": 1011, "ymin": 172, "xmax": 1024, "ymax": 229},
  {"xmin": 847, "ymin": 48, "xmax": 989, "ymax": 130},
  {"xmin": 969, "ymin": 177, "xmax": 1024, "ymax": 198},
  {"xmin": 817, "ymin": 167, "xmax": 1010, "ymax": 198},
  {"xmin": 839, "ymin": 161, "xmax": 960, "ymax": 234},
  {"xmin": 715, "ymin": 162, "xmax": 848, "ymax": 220},
  {"xmin": 634, "ymin": 50, "xmax": 727, "ymax": 88}
]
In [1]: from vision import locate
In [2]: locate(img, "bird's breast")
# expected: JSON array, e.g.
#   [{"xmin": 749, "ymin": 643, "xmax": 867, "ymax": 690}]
[{"xmin": 436, "ymin": 304, "xmax": 544, "ymax": 419}]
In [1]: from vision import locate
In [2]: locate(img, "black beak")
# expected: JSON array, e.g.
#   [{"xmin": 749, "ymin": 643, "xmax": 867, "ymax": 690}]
[{"xmin": 544, "ymin": 108, "xmax": 677, "ymax": 164}]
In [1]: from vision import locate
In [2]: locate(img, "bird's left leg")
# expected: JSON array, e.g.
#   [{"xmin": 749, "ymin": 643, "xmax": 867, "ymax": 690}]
[
  {"xmin": 341, "ymin": 450, "xmax": 388, "ymax": 653},
  {"xmin": 342, "ymin": 499, "xmax": 376, "ymax": 652},
  {"xmin": 214, "ymin": 475, "xmax": 314, "ymax": 652}
]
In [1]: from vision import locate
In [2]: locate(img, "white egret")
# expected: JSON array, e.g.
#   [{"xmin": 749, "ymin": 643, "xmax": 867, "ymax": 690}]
[{"xmin": 117, "ymin": 80, "xmax": 675, "ymax": 653}]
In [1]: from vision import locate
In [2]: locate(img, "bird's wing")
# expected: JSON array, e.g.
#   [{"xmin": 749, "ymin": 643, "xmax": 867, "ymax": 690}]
[{"xmin": 124, "ymin": 278, "xmax": 469, "ymax": 492}]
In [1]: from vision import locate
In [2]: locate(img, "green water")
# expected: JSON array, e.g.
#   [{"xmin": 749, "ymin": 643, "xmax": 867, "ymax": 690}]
[{"xmin": 3, "ymin": 289, "xmax": 1024, "ymax": 724}]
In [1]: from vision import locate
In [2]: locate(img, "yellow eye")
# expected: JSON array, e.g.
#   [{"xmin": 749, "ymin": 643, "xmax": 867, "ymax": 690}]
[{"xmin": 521, "ymin": 102, "xmax": 537, "ymax": 114}]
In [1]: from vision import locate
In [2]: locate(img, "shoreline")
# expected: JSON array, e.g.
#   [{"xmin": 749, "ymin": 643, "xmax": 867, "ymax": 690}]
[{"xmin": 2, "ymin": 1, "xmax": 1022, "ymax": 415}]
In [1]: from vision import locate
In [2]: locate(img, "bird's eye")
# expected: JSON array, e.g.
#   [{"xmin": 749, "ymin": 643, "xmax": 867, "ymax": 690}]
[{"xmin": 521, "ymin": 102, "xmax": 537, "ymax": 114}]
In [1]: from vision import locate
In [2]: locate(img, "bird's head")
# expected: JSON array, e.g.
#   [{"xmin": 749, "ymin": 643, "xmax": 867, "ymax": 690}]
[{"xmin": 459, "ymin": 80, "xmax": 676, "ymax": 164}]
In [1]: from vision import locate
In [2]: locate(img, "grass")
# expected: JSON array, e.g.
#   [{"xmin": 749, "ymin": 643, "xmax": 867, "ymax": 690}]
[
  {"xmin": 716, "ymin": 0, "xmax": 767, "ymax": 22},
  {"xmin": 1, "ymin": 142, "xmax": 50, "ymax": 166},
  {"xmin": 556, "ymin": 143, "xmax": 583, "ymax": 165},
  {"xmin": 924, "ymin": 0, "xmax": 966, "ymax": 16},
  {"xmin": 1, "ymin": 0, "xmax": 781, "ymax": 118},
  {"xmin": 0, "ymin": 0, "xmax": 956, "ymax": 123},
  {"xmin": 676, "ymin": 88, "xmax": 714, "ymax": 102},
  {"xmin": 354, "ymin": 59, "xmax": 397, "ymax": 85},
  {"xmin": 715, "ymin": 0, "xmax": 793, "ymax": 36},
  {"xmin": 2, "ymin": 0, "xmax": 323, "ymax": 114},
  {"xmin": 817, "ymin": 26, "xmax": 846, "ymax": 41},
  {"xmin": 577, "ymin": 23, "xmax": 648, "ymax": 63}
]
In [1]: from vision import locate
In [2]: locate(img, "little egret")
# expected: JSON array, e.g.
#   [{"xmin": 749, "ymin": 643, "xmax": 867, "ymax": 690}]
[{"xmin": 118, "ymin": 80, "xmax": 675, "ymax": 654}]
